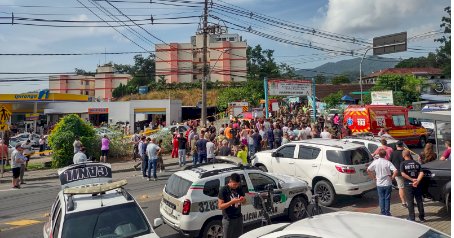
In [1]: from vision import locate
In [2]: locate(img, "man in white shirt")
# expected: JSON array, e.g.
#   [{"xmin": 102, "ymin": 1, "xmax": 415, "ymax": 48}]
[
  {"xmin": 73, "ymin": 147, "xmax": 88, "ymax": 164},
  {"xmin": 206, "ymin": 135, "xmax": 216, "ymax": 162},
  {"xmin": 367, "ymin": 149, "xmax": 398, "ymax": 216},
  {"xmin": 298, "ymin": 126, "xmax": 308, "ymax": 140},
  {"xmin": 11, "ymin": 144, "xmax": 25, "ymax": 189},
  {"xmin": 320, "ymin": 126, "xmax": 332, "ymax": 139}
]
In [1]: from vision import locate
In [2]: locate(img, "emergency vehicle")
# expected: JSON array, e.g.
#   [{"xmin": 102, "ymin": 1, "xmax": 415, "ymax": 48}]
[
  {"xmin": 159, "ymin": 157, "xmax": 312, "ymax": 238},
  {"xmin": 43, "ymin": 163, "xmax": 162, "ymax": 238},
  {"xmin": 343, "ymin": 105, "xmax": 428, "ymax": 147}
]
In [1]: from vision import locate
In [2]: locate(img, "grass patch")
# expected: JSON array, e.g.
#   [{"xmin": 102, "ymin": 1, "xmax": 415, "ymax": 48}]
[{"xmin": 3, "ymin": 162, "xmax": 48, "ymax": 171}]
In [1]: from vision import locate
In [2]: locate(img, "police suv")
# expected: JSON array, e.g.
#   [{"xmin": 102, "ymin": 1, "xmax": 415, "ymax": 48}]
[
  {"xmin": 159, "ymin": 157, "xmax": 312, "ymax": 238},
  {"xmin": 43, "ymin": 163, "xmax": 162, "ymax": 238}
]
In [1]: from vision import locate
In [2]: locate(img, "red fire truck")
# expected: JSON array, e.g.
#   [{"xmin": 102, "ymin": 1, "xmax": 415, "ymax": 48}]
[{"xmin": 343, "ymin": 105, "xmax": 428, "ymax": 147}]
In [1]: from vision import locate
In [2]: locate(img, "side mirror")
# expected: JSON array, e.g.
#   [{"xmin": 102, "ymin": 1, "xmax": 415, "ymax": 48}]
[
  {"xmin": 271, "ymin": 152, "xmax": 277, "ymax": 157},
  {"xmin": 153, "ymin": 218, "xmax": 163, "ymax": 228}
]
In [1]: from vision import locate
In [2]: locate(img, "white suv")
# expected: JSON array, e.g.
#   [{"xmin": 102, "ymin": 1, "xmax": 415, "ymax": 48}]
[
  {"xmin": 252, "ymin": 139, "xmax": 375, "ymax": 206},
  {"xmin": 159, "ymin": 157, "xmax": 312, "ymax": 238}
]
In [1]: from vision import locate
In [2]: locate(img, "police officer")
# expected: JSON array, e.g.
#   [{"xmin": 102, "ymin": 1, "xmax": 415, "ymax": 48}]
[
  {"xmin": 218, "ymin": 173, "xmax": 246, "ymax": 238},
  {"xmin": 400, "ymin": 150, "xmax": 425, "ymax": 222}
]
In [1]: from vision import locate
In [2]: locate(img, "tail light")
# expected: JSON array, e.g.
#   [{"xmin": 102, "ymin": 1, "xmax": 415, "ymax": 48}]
[
  {"xmin": 182, "ymin": 199, "xmax": 191, "ymax": 215},
  {"xmin": 335, "ymin": 165, "xmax": 356, "ymax": 174}
]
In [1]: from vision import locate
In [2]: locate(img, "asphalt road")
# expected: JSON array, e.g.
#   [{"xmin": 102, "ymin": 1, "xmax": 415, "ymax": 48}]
[{"xmin": 0, "ymin": 147, "xmax": 425, "ymax": 238}]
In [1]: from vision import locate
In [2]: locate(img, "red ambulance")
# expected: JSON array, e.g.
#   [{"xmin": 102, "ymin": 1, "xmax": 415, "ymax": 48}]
[{"xmin": 343, "ymin": 105, "xmax": 428, "ymax": 147}]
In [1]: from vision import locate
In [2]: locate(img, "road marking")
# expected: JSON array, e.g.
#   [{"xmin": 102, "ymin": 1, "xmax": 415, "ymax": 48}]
[
  {"xmin": 4, "ymin": 219, "xmax": 42, "ymax": 226},
  {"xmin": 0, "ymin": 188, "xmax": 15, "ymax": 192}
]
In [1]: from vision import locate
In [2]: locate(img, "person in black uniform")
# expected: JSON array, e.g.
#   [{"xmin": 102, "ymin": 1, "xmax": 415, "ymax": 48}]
[
  {"xmin": 218, "ymin": 173, "xmax": 246, "ymax": 238},
  {"xmin": 400, "ymin": 150, "xmax": 426, "ymax": 222}
]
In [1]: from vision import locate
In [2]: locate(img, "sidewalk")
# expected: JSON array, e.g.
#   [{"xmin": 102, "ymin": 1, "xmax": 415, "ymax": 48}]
[{"xmin": 0, "ymin": 155, "xmax": 185, "ymax": 184}]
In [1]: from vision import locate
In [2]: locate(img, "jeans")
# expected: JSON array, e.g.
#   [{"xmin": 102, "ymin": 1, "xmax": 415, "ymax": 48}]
[
  {"xmin": 268, "ymin": 141, "xmax": 274, "ymax": 150},
  {"xmin": 222, "ymin": 216, "xmax": 243, "ymax": 238},
  {"xmin": 141, "ymin": 155, "xmax": 148, "ymax": 177},
  {"xmin": 192, "ymin": 152, "xmax": 198, "ymax": 165},
  {"xmin": 405, "ymin": 185, "xmax": 425, "ymax": 221},
  {"xmin": 147, "ymin": 158, "xmax": 157, "ymax": 179},
  {"xmin": 248, "ymin": 145, "xmax": 255, "ymax": 162},
  {"xmin": 198, "ymin": 153, "xmax": 207, "ymax": 164},
  {"xmin": 178, "ymin": 149, "xmax": 186, "ymax": 166},
  {"xmin": 377, "ymin": 185, "xmax": 392, "ymax": 216}
]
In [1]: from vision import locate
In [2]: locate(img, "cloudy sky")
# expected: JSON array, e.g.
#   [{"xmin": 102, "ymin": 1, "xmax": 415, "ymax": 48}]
[{"xmin": 0, "ymin": 0, "xmax": 449, "ymax": 93}]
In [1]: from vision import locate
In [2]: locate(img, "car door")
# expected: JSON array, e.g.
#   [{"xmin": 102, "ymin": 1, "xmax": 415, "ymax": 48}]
[
  {"xmin": 293, "ymin": 145, "xmax": 322, "ymax": 182},
  {"xmin": 246, "ymin": 172, "xmax": 284, "ymax": 221},
  {"xmin": 223, "ymin": 173, "xmax": 256, "ymax": 223},
  {"xmin": 271, "ymin": 145, "xmax": 297, "ymax": 175}
]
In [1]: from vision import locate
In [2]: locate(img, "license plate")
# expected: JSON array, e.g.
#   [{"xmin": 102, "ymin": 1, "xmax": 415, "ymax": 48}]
[{"xmin": 163, "ymin": 205, "xmax": 173, "ymax": 215}]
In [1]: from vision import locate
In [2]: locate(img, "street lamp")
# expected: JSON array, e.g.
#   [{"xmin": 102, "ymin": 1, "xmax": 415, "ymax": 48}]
[{"xmin": 359, "ymin": 47, "xmax": 372, "ymax": 105}]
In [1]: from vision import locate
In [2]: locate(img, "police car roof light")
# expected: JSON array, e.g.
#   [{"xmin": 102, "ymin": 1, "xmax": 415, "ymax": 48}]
[
  {"xmin": 119, "ymin": 187, "xmax": 133, "ymax": 201},
  {"xmin": 63, "ymin": 179, "xmax": 128, "ymax": 195}
]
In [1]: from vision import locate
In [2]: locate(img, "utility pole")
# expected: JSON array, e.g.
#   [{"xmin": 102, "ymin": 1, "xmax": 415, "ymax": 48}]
[{"xmin": 201, "ymin": 0, "xmax": 208, "ymax": 128}]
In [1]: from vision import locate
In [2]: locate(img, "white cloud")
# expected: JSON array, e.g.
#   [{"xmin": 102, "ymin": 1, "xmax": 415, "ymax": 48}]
[{"xmin": 319, "ymin": 0, "xmax": 446, "ymax": 35}]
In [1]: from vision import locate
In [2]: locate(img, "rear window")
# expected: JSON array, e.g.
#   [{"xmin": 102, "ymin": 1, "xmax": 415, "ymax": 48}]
[
  {"xmin": 62, "ymin": 203, "xmax": 150, "ymax": 238},
  {"xmin": 326, "ymin": 148, "xmax": 373, "ymax": 165},
  {"xmin": 165, "ymin": 174, "xmax": 192, "ymax": 198},
  {"xmin": 203, "ymin": 179, "xmax": 220, "ymax": 197}
]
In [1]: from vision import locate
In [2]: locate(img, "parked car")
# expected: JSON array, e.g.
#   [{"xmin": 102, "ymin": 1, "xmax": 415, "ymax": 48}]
[
  {"xmin": 151, "ymin": 125, "xmax": 189, "ymax": 138},
  {"xmin": 11, "ymin": 133, "xmax": 40, "ymax": 147},
  {"xmin": 252, "ymin": 139, "xmax": 375, "ymax": 206},
  {"xmin": 341, "ymin": 136, "xmax": 418, "ymax": 160},
  {"xmin": 239, "ymin": 211, "xmax": 450, "ymax": 238},
  {"xmin": 160, "ymin": 157, "xmax": 312, "ymax": 238},
  {"xmin": 95, "ymin": 127, "xmax": 121, "ymax": 137},
  {"xmin": 421, "ymin": 160, "xmax": 451, "ymax": 213}
]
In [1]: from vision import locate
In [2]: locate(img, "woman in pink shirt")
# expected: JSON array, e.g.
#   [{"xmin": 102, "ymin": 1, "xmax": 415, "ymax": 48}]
[{"xmin": 100, "ymin": 134, "xmax": 110, "ymax": 163}]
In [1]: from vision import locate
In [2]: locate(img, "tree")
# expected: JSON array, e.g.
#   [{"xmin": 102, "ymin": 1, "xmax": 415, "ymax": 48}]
[
  {"xmin": 331, "ymin": 75, "xmax": 350, "ymax": 85},
  {"xmin": 372, "ymin": 74, "xmax": 426, "ymax": 106},
  {"xmin": 246, "ymin": 45, "xmax": 295, "ymax": 80},
  {"xmin": 74, "ymin": 68, "xmax": 95, "ymax": 76},
  {"xmin": 48, "ymin": 114, "xmax": 98, "ymax": 168},
  {"xmin": 435, "ymin": 6, "xmax": 451, "ymax": 76},
  {"xmin": 395, "ymin": 53, "xmax": 438, "ymax": 68},
  {"xmin": 324, "ymin": 90, "xmax": 343, "ymax": 109},
  {"xmin": 315, "ymin": 74, "xmax": 326, "ymax": 84}
]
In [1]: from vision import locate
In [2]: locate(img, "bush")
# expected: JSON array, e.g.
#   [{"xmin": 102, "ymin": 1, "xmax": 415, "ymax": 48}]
[{"xmin": 48, "ymin": 114, "xmax": 97, "ymax": 168}]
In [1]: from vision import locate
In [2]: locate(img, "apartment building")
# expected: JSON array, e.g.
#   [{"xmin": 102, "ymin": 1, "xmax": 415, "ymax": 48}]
[
  {"xmin": 155, "ymin": 32, "xmax": 247, "ymax": 83},
  {"xmin": 49, "ymin": 65, "xmax": 132, "ymax": 100}
]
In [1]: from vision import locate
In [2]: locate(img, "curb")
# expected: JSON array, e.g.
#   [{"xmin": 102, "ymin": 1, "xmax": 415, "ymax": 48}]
[{"xmin": 0, "ymin": 160, "xmax": 185, "ymax": 184}]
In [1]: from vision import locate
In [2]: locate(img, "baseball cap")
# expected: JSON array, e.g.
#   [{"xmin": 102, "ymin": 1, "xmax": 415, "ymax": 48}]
[{"xmin": 396, "ymin": 140, "xmax": 404, "ymax": 147}]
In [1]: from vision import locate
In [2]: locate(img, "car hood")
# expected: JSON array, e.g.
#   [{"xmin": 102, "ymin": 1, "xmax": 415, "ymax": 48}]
[
  {"xmin": 422, "ymin": 160, "xmax": 451, "ymax": 171},
  {"xmin": 239, "ymin": 223, "xmax": 290, "ymax": 238}
]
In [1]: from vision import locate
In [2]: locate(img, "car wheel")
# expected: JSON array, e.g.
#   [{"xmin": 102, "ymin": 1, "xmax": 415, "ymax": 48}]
[
  {"xmin": 314, "ymin": 180, "xmax": 336, "ymax": 207},
  {"xmin": 418, "ymin": 136, "xmax": 427, "ymax": 148},
  {"xmin": 288, "ymin": 196, "xmax": 308, "ymax": 222},
  {"xmin": 446, "ymin": 193, "xmax": 451, "ymax": 214},
  {"xmin": 257, "ymin": 165, "xmax": 268, "ymax": 172},
  {"xmin": 201, "ymin": 219, "xmax": 223, "ymax": 238}
]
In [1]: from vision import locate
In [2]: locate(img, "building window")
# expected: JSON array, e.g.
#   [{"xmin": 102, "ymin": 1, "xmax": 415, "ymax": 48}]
[
  {"xmin": 80, "ymin": 90, "xmax": 83, "ymax": 95},
  {"xmin": 229, "ymin": 37, "xmax": 235, "ymax": 41},
  {"xmin": 85, "ymin": 91, "xmax": 89, "ymax": 95},
  {"xmin": 81, "ymin": 80, "xmax": 83, "ymax": 85},
  {"xmin": 85, "ymin": 81, "xmax": 89, "ymax": 85}
]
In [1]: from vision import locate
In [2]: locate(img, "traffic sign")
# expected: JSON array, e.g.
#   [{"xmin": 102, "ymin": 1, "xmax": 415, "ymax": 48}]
[
  {"xmin": 0, "ymin": 105, "xmax": 12, "ymax": 131},
  {"xmin": 373, "ymin": 32, "xmax": 407, "ymax": 55}
]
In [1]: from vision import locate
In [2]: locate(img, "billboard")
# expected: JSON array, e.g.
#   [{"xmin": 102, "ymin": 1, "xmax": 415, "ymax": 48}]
[
  {"xmin": 268, "ymin": 79, "xmax": 312, "ymax": 96},
  {"xmin": 371, "ymin": 91, "xmax": 393, "ymax": 105}
]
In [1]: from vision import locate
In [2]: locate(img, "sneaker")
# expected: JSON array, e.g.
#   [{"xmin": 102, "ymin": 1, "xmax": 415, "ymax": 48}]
[
  {"xmin": 401, "ymin": 203, "xmax": 408, "ymax": 208},
  {"xmin": 153, "ymin": 178, "xmax": 157, "ymax": 181},
  {"xmin": 419, "ymin": 218, "xmax": 426, "ymax": 223},
  {"xmin": 20, "ymin": 182, "xmax": 26, "ymax": 185},
  {"xmin": 147, "ymin": 178, "xmax": 151, "ymax": 181}
]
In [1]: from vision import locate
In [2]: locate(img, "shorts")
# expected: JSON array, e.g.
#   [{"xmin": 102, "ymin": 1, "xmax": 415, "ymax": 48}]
[
  {"xmin": 12, "ymin": 167, "xmax": 20, "ymax": 178},
  {"xmin": 395, "ymin": 176, "xmax": 405, "ymax": 189},
  {"xmin": 101, "ymin": 150, "xmax": 109, "ymax": 157}
]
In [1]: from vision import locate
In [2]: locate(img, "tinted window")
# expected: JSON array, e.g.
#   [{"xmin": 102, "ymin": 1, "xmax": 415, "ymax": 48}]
[
  {"xmin": 419, "ymin": 229, "xmax": 450, "ymax": 238},
  {"xmin": 225, "ymin": 174, "xmax": 248, "ymax": 194},
  {"xmin": 392, "ymin": 115, "xmax": 406, "ymax": 126},
  {"xmin": 62, "ymin": 203, "xmax": 150, "ymax": 238},
  {"xmin": 203, "ymin": 179, "xmax": 220, "ymax": 197},
  {"xmin": 165, "ymin": 174, "xmax": 192, "ymax": 198},
  {"xmin": 368, "ymin": 143, "xmax": 379, "ymax": 153},
  {"xmin": 326, "ymin": 148, "xmax": 373, "ymax": 165},
  {"xmin": 249, "ymin": 173, "xmax": 277, "ymax": 191},
  {"xmin": 298, "ymin": 146, "xmax": 321, "ymax": 160},
  {"xmin": 51, "ymin": 198, "xmax": 61, "ymax": 222},
  {"xmin": 276, "ymin": 145, "xmax": 296, "ymax": 158}
]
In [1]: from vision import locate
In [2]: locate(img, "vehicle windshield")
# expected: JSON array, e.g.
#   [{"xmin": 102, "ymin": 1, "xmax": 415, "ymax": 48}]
[
  {"xmin": 165, "ymin": 174, "xmax": 192, "ymax": 198},
  {"xmin": 326, "ymin": 147, "xmax": 373, "ymax": 165},
  {"xmin": 61, "ymin": 202, "xmax": 151, "ymax": 238},
  {"xmin": 419, "ymin": 229, "xmax": 450, "ymax": 238}
]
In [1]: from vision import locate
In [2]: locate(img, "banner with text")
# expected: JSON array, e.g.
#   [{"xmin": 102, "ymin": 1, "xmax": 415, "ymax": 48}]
[{"xmin": 268, "ymin": 79, "xmax": 312, "ymax": 96}]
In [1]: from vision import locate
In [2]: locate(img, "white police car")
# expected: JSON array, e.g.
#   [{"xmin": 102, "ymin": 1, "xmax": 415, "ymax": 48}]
[
  {"xmin": 43, "ymin": 163, "xmax": 162, "ymax": 238},
  {"xmin": 159, "ymin": 157, "xmax": 312, "ymax": 238}
]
